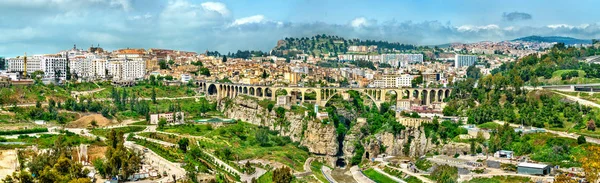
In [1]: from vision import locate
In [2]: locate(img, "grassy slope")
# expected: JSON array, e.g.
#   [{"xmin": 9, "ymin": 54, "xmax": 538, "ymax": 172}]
[{"xmin": 362, "ymin": 168, "xmax": 396, "ymax": 183}]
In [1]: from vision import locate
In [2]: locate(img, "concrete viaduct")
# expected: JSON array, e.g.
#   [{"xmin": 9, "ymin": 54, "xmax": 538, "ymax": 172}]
[{"xmin": 197, "ymin": 81, "xmax": 452, "ymax": 109}]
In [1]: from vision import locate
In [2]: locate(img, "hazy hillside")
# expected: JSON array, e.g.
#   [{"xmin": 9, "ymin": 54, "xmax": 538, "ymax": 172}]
[{"xmin": 513, "ymin": 36, "xmax": 592, "ymax": 45}]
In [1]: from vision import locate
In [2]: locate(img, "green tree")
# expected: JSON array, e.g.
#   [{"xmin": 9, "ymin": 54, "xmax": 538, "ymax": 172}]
[
  {"xmin": 578, "ymin": 135, "xmax": 587, "ymax": 144},
  {"xmin": 178, "ymin": 138, "xmax": 190, "ymax": 153},
  {"xmin": 466, "ymin": 65, "xmax": 482, "ymax": 79},
  {"xmin": 255, "ymin": 128, "xmax": 270, "ymax": 147},
  {"xmin": 159, "ymin": 60, "xmax": 169, "ymax": 69},
  {"xmin": 158, "ymin": 118, "xmax": 167, "ymax": 129},
  {"xmin": 199, "ymin": 67, "xmax": 211, "ymax": 76},
  {"xmin": 411, "ymin": 75, "xmax": 423, "ymax": 87},
  {"xmin": 272, "ymin": 167, "xmax": 293, "ymax": 183},
  {"xmin": 151, "ymin": 87, "xmax": 157, "ymax": 104},
  {"xmin": 222, "ymin": 56, "xmax": 227, "ymax": 63}
]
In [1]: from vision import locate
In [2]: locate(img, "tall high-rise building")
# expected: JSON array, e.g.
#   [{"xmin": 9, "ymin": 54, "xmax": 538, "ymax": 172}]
[{"xmin": 454, "ymin": 54, "xmax": 477, "ymax": 68}]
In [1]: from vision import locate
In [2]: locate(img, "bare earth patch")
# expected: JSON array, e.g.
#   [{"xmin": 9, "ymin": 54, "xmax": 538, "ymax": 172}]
[{"xmin": 67, "ymin": 114, "xmax": 113, "ymax": 128}]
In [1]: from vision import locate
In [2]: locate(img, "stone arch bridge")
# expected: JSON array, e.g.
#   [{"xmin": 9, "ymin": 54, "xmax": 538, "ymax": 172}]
[{"xmin": 197, "ymin": 81, "xmax": 451, "ymax": 109}]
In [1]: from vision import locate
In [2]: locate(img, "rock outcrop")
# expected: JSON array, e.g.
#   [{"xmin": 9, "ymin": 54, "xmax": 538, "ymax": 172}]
[
  {"xmin": 301, "ymin": 120, "xmax": 338, "ymax": 156},
  {"xmin": 222, "ymin": 96, "xmax": 305, "ymax": 141},
  {"xmin": 221, "ymin": 96, "xmax": 338, "ymax": 156},
  {"xmin": 361, "ymin": 126, "xmax": 436, "ymax": 159}
]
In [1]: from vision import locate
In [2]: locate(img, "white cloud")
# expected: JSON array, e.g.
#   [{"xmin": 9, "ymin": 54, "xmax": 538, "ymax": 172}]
[
  {"xmin": 548, "ymin": 24, "xmax": 591, "ymax": 29},
  {"xmin": 159, "ymin": 0, "xmax": 231, "ymax": 28},
  {"xmin": 350, "ymin": 17, "xmax": 368, "ymax": 28},
  {"xmin": 129, "ymin": 13, "xmax": 153, "ymax": 20},
  {"xmin": 457, "ymin": 24, "xmax": 500, "ymax": 32},
  {"xmin": 201, "ymin": 2, "xmax": 230, "ymax": 16},
  {"xmin": 230, "ymin": 15, "xmax": 265, "ymax": 26},
  {"xmin": 547, "ymin": 24, "xmax": 574, "ymax": 29}
]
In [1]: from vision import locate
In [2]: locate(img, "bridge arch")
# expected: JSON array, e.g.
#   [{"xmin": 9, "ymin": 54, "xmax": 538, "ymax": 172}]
[
  {"xmin": 256, "ymin": 87, "xmax": 263, "ymax": 97},
  {"xmin": 323, "ymin": 89, "xmax": 381, "ymax": 109},
  {"xmin": 207, "ymin": 84, "xmax": 218, "ymax": 96},
  {"xmin": 304, "ymin": 88, "xmax": 318, "ymax": 102},
  {"xmin": 249, "ymin": 87, "xmax": 255, "ymax": 96},
  {"xmin": 265, "ymin": 88, "xmax": 273, "ymax": 98},
  {"xmin": 274, "ymin": 88, "xmax": 287, "ymax": 97},
  {"xmin": 384, "ymin": 89, "xmax": 399, "ymax": 102}
]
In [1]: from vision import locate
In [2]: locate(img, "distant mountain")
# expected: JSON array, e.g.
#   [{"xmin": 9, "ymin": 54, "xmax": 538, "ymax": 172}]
[{"xmin": 512, "ymin": 36, "xmax": 592, "ymax": 45}]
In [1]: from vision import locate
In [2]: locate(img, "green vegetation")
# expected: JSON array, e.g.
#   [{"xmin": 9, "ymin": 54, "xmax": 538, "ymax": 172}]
[
  {"xmin": 132, "ymin": 137, "xmax": 181, "ymax": 162},
  {"xmin": 0, "ymin": 83, "xmax": 70, "ymax": 105},
  {"xmin": 256, "ymin": 170, "xmax": 274, "ymax": 183},
  {"xmin": 415, "ymin": 158, "xmax": 433, "ymax": 171},
  {"xmin": 430, "ymin": 165, "xmax": 458, "ymax": 183},
  {"xmin": 163, "ymin": 122, "xmax": 310, "ymax": 171},
  {"xmin": 477, "ymin": 122, "xmax": 501, "ymax": 130},
  {"xmin": 2, "ymin": 131, "xmax": 99, "ymax": 149},
  {"xmin": 362, "ymin": 168, "xmax": 397, "ymax": 183},
  {"xmin": 129, "ymin": 120, "xmax": 149, "ymax": 125},
  {"xmin": 310, "ymin": 160, "xmax": 330, "ymax": 183},
  {"xmin": 90, "ymin": 126, "xmax": 145, "ymax": 138},
  {"xmin": 467, "ymin": 176, "xmax": 531, "ymax": 183},
  {"xmin": 94, "ymin": 129, "xmax": 142, "ymax": 180},
  {"xmin": 160, "ymin": 124, "xmax": 213, "ymax": 136},
  {"xmin": 272, "ymin": 35, "xmax": 419, "ymax": 59},
  {"xmin": 383, "ymin": 167, "xmax": 423, "ymax": 183},
  {"xmin": 138, "ymin": 132, "xmax": 182, "ymax": 144},
  {"xmin": 3, "ymin": 134, "xmax": 94, "ymax": 183},
  {"xmin": 0, "ymin": 127, "xmax": 48, "ymax": 135}
]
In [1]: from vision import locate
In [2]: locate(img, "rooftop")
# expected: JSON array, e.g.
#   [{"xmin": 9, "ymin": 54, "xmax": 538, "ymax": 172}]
[{"xmin": 518, "ymin": 162, "xmax": 549, "ymax": 169}]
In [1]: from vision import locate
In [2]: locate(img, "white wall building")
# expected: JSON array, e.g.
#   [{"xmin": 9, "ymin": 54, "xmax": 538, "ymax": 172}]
[
  {"xmin": 40, "ymin": 55, "xmax": 67, "ymax": 81},
  {"xmin": 7, "ymin": 57, "xmax": 42, "ymax": 74},
  {"xmin": 396, "ymin": 74, "xmax": 413, "ymax": 87},
  {"xmin": 381, "ymin": 54, "xmax": 423, "ymax": 67},
  {"xmin": 181, "ymin": 74, "xmax": 192, "ymax": 83},
  {"xmin": 455, "ymin": 54, "xmax": 478, "ymax": 68},
  {"xmin": 107, "ymin": 57, "xmax": 146, "ymax": 81}
]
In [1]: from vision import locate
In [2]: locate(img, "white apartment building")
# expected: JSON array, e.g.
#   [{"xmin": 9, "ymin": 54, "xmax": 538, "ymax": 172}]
[
  {"xmin": 396, "ymin": 74, "xmax": 413, "ymax": 87},
  {"xmin": 92, "ymin": 59, "xmax": 107, "ymax": 79},
  {"xmin": 40, "ymin": 55, "xmax": 67, "ymax": 81},
  {"xmin": 381, "ymin": 54, "xmax": 423, "ymax": 67},
  {"xmin": 107, "ymin": 57, "xmax": 146, "ymax": 81},
  {"xmin": 7, "ymin": 57, "xmax": 42, "ymax": 74},
  {"xmin": 455, "ymin": 54, "xmax": 478, "ymax": 68},
  {"xmin": 9, "ymin": 55, "xmax": 67, "ymax": 81},
  {"xmin": 371, "ymin": 74, "xmax": 413, "ymax": 88},
  {"xmin": 181, "ymin": 74, "xmax": 192, "ymax": 83},
  {"xmin": 69, "ymin": 57, "xmax": 92, "ymax": 79}
]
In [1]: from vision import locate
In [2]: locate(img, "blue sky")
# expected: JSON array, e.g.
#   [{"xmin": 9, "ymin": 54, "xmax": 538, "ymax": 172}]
[{"xmin": 1, "ymin": 0, "xmax": 599, "ymax": 57}]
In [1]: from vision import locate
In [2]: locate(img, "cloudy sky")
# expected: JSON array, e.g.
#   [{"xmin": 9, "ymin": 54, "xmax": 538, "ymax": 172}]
[{"xmin": 1, "ymin": 0, "xmax": 599, "ymax": 57}]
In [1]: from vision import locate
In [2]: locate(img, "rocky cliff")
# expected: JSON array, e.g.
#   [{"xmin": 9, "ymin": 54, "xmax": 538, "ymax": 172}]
[
  {"xmin": 220, "ymin": 96, "xmax": 338, "ymax": 156},
  {"xmin": 358, "ymin": 126, "xmax": 436, "ymax": 159}
]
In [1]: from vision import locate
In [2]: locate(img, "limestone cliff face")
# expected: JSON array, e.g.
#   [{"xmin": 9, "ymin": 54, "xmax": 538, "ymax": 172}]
[
  {"xmin": 220, "ymin": 96, "xmax": 338, "ymax": 155},
  {"xmin": 301, "ymin": 120, "xmax": 338, "ymax": 156},
  {"xmin": 342, "ymin": 118, "xmax": 367, "ymax": 159},
  {"xmin": 361, "ymin": 127, "xmax": 436, "ymax": 159},
  {"xmin": 221, "ymin": 96, "xmax": 304, "ymax": 141}
]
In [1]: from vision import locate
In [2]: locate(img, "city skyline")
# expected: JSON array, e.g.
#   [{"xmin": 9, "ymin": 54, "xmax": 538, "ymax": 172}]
[{"xmin": 1, "ymin": 0, "xmax": 600, "ymax": 57}]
